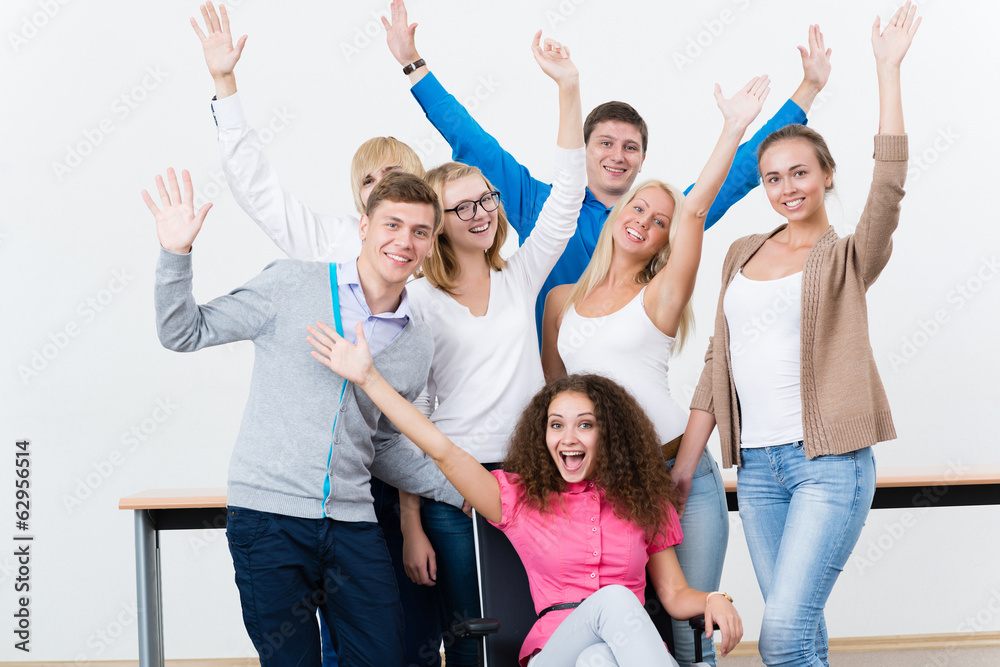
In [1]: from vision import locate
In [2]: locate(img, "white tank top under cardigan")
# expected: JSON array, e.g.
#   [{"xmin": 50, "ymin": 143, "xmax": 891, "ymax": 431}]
[
  {"xmin": 557, "ymin": 286, "xmax": 687, "ymax": 445},
  {"xmin": 723, "ymin": 270, "xmax": 804, "ymax": 448}
]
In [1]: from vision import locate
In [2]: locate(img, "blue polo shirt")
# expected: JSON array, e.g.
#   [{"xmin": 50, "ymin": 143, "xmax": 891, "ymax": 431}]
[{"xmin": 411, "ymin": 72, "xmax": 808, "ymax": 333}]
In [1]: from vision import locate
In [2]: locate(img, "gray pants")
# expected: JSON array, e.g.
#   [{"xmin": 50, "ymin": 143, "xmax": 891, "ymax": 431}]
[{"xmin": 528, "ymin": 585, "xmax": 681, "ymax": 667}]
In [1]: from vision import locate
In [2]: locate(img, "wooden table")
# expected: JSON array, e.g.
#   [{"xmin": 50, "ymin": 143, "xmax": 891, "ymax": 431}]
[
  {"xmin": 720, "ymin": 463, "xmax": 1000, "ymax": 511},
  {"xmin": 121, "ymin": 465, "xmax": 1000, "ymax": 667}
]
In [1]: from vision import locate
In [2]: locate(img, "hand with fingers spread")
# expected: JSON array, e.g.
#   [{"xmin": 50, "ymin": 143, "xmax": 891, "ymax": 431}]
[
  {"xmin": 872, "ymin": 0, "xmax": 921, "ymax": 68},
  {"xmin": 530, "ymin": 30, "xmax": 579, "ymax": 87},
  {"xmin": 307, "ymin": 321, "xmax": 376, "ymax": 387},
  {"xmin": 141, "ymin": 169, "xmax": 213, "ymax": 255},
  {"xmin": 382, "ymin": 0, "xmax": 421, "ymax": 66},
  {"xmin": 714, "ymin": 75, "xmax": 770, "ymax": 132},
  {"xmin": 799, "ymin": 24, "xmax": 832, "ymax": 95},
  {"xmin": 191, "ymin": 1, "xmax": 246, "ymax": 96}
]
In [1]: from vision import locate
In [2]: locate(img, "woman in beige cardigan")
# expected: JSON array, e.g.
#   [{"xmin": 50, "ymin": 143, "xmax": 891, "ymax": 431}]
[{"xmin": 674, "ymin": 4, "xmax": 920, "ymax": 665}]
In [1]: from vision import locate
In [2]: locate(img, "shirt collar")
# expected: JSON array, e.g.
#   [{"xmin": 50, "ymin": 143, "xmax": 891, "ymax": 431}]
[
  {"xmin": 337, "ymin": 260, "xmax": 412, "ymax": 321},
  {"xmin": 563, "ymin": 479, "xmax": 598, "ymax": 494},
  {"xmin": 583, "ymin": 187, "xmax": 614, "ymax": 215}
]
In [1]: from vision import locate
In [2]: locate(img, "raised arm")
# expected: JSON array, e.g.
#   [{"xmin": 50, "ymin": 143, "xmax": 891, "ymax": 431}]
[
  {"xmin": 307, "ymin": 322, "xmax": 502, "ymax": 523},
  {"xmin": 646, "ymin": 76, "xmax": 769, "ymax": 333},
  {"xmin": 143, "ymin": 169, "xmax": 276, "ymax": 350},
  {"xmin": 383, "ymin": 0, "xmax": 551, "ymax": 239},
  {"xmin": 194, "ymin": 3, "xmax": 354, "ymax": 261},
  {"xmin": 698, "ymin": 25, "xmax": 831, "ymax": 230},
  {"xmin": 850, "ymin": 2, "xmax": 918, "ymax": 286},
  {"xmin": 191, "ymin": 2, "xmax": 246, "ymax": 100}
]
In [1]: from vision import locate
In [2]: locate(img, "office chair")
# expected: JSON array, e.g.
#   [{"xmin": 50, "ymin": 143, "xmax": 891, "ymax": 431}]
[{"xmin": 454, "ymin": 510, "xmax": 711, "ymax": 666}]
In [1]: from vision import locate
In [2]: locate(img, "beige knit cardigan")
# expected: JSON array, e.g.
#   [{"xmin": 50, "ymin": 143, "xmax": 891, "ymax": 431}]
[{"xmin": 691, "ymin": 134, "xmax": 908, "ymax": 468}]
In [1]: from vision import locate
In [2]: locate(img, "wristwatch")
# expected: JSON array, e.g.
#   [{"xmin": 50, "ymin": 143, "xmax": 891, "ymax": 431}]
[{"xmin": 402, "ymin": 59, "xmax": 426, "ymax": 75}]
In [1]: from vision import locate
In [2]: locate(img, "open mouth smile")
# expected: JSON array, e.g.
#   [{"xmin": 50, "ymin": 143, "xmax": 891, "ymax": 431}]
[
  {"xmin": 625, "ymin": 227, "xmax": 646, "ymax": 242},
  {"xmin": 560, "ymin": 450, "xmax": 586, "ymax": 473}
]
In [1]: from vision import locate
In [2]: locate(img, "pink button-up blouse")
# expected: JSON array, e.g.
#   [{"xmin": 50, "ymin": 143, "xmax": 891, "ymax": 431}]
[{"xmin": 489, "ymin": 470, "xmax": 683, "ymax": 666}]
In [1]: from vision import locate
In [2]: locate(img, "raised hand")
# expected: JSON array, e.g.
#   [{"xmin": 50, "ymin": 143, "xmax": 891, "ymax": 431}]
[
  {"xmin": 382, "ymin": 0, "xmax": 420, "ymax": 66},
  {"xmin": 714, "ymin": 75, "xmax": 770, "ymax": 131},
  {"xmin": 141, "ymin": 169, "xmax": 212, "ymax": 255},
  {"xmin": 308, "ymin": 321, "xmax": 376, "ymax": 387},
  {"xmin": 191, "ymin": 2, "xmax": 247, "ymax": 80},
  {"xmin": 872, "ymin": 1, "xmax": 921, "ymax": 68},
  {"xmin": 531, "ymin": 30, "xmax": 579, "ymax": 86},
  {"xmin": 799, "ymin": 24, "xmax": 832, "ymax": 93}
]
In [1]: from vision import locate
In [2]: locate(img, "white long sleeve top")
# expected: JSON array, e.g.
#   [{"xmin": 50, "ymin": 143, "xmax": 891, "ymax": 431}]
[
  {"xmin": 408, "ymin": 147, "xmax": 586, "ymax": 463},
  {"xmin": 211, "ymin": 92, "xmax": 361, "ymax": 262}
]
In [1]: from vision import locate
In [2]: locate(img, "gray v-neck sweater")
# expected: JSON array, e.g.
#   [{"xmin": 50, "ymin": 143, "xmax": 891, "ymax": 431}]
[{"xmin": 155, "ymin": 249, "xmax": 462, "ymax": 520}]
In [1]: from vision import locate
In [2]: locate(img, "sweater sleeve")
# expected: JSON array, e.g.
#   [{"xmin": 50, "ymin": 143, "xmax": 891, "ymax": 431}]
[
  {"xmin": 154, "ymin": 248, "xmax": 277, "ymax": 351},
  {"xmin": 211, "ymin": 94, "xmax": 359, "ymax": 261},
  {"xmin": 849, "ymin": 134, "xmax": 909, "ymax": 288},
  {"xmin": 411, "ymin": 72, "xmax": 551, "ymax": 239},
  {"xmin": 690, "ymin": 335, "xmax": 716, "ymax": 415},
  {"xmin": 687, "ymin": 99, "xmax": 808, "ymax": 231},
  {"xmin": 369, "ymin": 428, "xmax": 463, "ymax": 508},
  {"xmin": 506, "ymin": 147, "xmax": 586, "ymax": 294}
]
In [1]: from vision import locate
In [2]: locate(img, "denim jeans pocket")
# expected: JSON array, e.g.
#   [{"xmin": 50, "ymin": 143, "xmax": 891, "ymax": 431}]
[
  {"xmin": 815, "ymin": 451, "xmax": 857, "ymax": 461},
  {"xmin": 226, "ymin": 506, "xmax": 273, "ymax": 549},
  {"xmin": 691, "ymin": 449, "xmax": 716, "ymax": 479}
]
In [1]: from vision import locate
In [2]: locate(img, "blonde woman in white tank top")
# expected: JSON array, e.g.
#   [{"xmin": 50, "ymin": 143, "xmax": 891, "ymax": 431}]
[{"xmin": 541, "ymin": 76, "xmax": 770, "ymax": 666}]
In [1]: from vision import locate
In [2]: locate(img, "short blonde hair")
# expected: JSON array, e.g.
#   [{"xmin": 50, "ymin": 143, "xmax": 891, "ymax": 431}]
[
  {"xmin": 350, "ymin": 137, "xmax": 425, "ymax": 213},
  {"xmin": 420, "ymin": 162, "xmax": 509, "ymax": 295},
  {"xmin": 564, "ymin": 179, "xmax": 694, "ymax": 353}
]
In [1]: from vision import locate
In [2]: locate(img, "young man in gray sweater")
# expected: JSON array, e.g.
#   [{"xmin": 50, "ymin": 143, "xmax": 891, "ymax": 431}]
[{"xmin": 143, "ymin": 167, "xmax": 460, "ymax": 667}]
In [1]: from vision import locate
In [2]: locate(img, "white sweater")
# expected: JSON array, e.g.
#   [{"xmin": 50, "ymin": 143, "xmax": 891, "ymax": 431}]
[{"xmin": 409, "ymin": 147, "xmax": 586, "ymax": 463}]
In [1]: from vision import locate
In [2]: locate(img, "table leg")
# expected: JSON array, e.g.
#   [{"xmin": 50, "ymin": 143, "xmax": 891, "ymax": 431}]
[{"xmin": 134, "ymin": 509, "xmax": 164, "ymax": 667}]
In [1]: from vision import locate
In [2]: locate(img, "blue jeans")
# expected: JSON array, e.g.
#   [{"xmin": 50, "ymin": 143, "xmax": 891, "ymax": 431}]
[
  {"xmin": 370, "ymin": 477, "xmax": 443, "ymax": 667},
  {"xmin": 665, "ymin": 449, "xmax": 729, "ymax": 667},
  {"xmin": 226, "ymin": 506, "xmax": 403, "ymax": 667},
  {"xmin": 420, "ymin": 498, "xmax": 481, "ymax": 667},
  {"xmin": 738, "ymin": 442, "xmax": 875, "ymax": 667}
]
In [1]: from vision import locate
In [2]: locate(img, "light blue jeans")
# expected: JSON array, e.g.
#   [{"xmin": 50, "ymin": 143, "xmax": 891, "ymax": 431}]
[
  {"xmin": 738, "ymin": 442, "xmax": 875, "ymax": 667},
  {"xmin": 665, "ymin": 448, "xmax": 729, "ymax": 667}
]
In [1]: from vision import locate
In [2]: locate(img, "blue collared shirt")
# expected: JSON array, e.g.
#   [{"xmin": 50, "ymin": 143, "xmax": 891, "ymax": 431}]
[{"xmin": 335, "ymin": 260, "xmax": 410, "ymax": 355}]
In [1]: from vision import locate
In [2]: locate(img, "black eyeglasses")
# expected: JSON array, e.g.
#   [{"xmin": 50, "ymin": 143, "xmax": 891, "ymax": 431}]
[{"xmin": 444, "ymin": 191, "xmax": 501, "ymax": 221}]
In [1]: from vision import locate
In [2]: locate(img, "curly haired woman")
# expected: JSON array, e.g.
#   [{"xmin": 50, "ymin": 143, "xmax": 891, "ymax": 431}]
[{"xmin": 307, "ymin": 313, "xmax": 744, "ymax": 667}]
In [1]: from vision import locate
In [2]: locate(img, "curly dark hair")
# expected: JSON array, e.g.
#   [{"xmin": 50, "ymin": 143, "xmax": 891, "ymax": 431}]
[{"xmin": 503, "ymin": 374, "xmax": 679, "ymax": 540}]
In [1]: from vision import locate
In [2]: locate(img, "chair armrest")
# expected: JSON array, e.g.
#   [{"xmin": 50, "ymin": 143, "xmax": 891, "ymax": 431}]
[
  {"xmin": 452, "ymin": 618, "xmax": 501, "ymax": 638},
  {"xmin": 688, "ymin": 614, "xmax": 719, "ymax": 633}
]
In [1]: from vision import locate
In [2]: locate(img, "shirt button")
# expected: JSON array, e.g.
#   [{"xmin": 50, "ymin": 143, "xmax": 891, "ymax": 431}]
[
  {"xmin": 592, "ymin": 527, "xmax": 597, "ymax": 532},
  {"xmin": 590, "ymin": 517, "xmax": 596, "ymax": 522},
  {"xmin": 593, "ymin": 551, "xmax": 598, "ymax": 556},
  {"xmin": 340, "ymin": 404, "xmax": 347, "ymax": 412},
  {"xmin": 590, "ymin": 573, "xmax": 596, "ymax": 578},
  {"xmin": 588, "ymin": 482, "xmax": 593, "ymax": 488}
]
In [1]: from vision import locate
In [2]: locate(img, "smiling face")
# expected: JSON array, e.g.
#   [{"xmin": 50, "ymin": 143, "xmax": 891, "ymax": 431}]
[
  {"xmin": 546, "ymin": 390, "xmax": 601, "ymax": 484},
  {"xmin": 440, "ymin": 175, "xmax": 499, "ymax": 255},
  {"xmin": 614, "ymin": 186, "xmax": 675, "ymax": 261},
  {"xmin": 585, "ymin": 120, "xmax": 646, "ymax": 204},
  {"xmin": 357, "ymin": 200, "xmax": 436, "ymax": 289},
  {"xmin": 759, "ymin": 138, "xmax": 833, "ymax": 224}
]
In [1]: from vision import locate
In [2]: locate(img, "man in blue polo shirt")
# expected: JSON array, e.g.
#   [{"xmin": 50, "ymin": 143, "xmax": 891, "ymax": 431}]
[{"xmin": 382, "ymin": 0, "xmax": 832, "ymax": 332}]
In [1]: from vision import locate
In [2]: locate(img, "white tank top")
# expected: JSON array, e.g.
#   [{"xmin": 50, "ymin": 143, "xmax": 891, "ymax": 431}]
[
  {"xmin": 558, "ymin": 287, "xmax": 687, "ymax": 444},
  {"xmin": 724, "ymin": 270, "xmax": 804, "ymax": 447}
]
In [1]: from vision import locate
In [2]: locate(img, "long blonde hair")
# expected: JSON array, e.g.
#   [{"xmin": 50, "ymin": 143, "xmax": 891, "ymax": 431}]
[
  {"xmin": 563, "ymin": 179, "xmax": 694, "ymax": 353},
  {"xmin": 421, "ymin": 162, "xmax": 509, "ymax": 295}
]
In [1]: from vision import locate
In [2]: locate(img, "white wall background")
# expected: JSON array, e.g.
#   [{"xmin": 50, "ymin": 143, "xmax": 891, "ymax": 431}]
[{"xmin": 2, "ymin": 0, "xmax": 998, "ymax": 660}]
